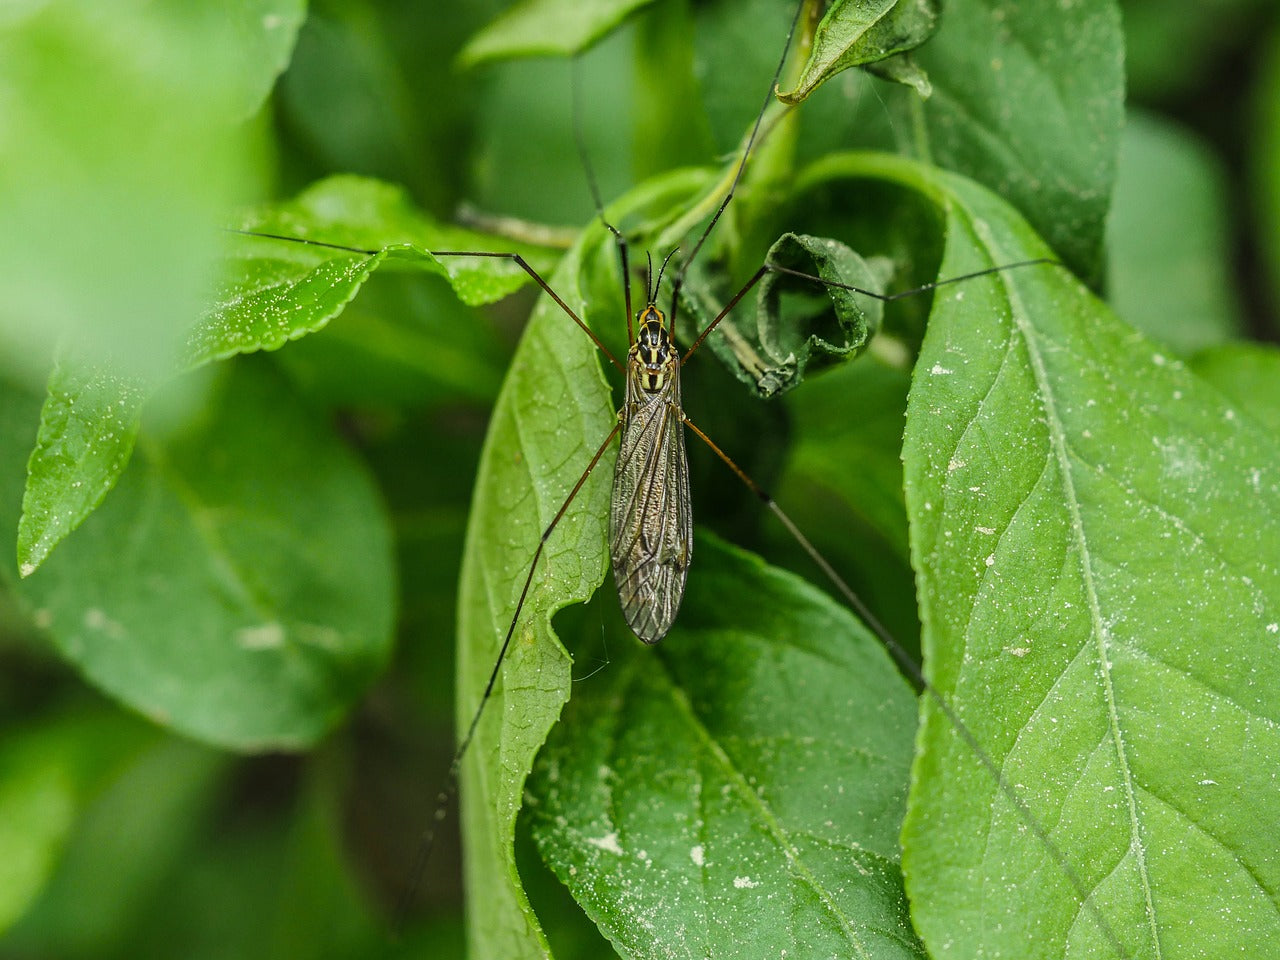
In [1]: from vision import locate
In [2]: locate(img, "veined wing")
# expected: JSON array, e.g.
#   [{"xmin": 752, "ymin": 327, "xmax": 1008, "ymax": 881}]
[{"xmin": 609, "ymin": 374, "xmax": 692, "ymax": 644}]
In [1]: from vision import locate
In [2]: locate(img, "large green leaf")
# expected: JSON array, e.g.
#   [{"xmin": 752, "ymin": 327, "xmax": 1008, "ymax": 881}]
[
  {"xmin": 3, "ymin": 361, "xmax": 395, "ymax": 750},
  {"xmin": 528, "ymin": 534, "xmax": 923, "ymax": 960},
  {"xmin": 908, "ymin": 0, "xmax": 1124, "ymax": 281},
  {"xmin": 877, "ymin": 156, "xmax": 1280, "ymax": 958}
]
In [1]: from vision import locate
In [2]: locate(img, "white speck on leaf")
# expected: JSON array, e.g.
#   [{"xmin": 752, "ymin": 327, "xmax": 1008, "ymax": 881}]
[{"xmin": 587, "ymin": 832, "xmax": 624, "ymax": 855}]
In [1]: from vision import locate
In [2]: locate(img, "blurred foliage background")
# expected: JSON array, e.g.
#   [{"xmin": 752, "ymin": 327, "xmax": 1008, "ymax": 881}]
[{"xmin": 1, "ymin": 0, "xmax": 1278, "ymax": 957}]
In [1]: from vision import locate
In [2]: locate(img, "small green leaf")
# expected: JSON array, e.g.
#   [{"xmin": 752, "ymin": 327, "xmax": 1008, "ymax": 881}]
[
  {"xmin": 528, "ymin": 534, "xmax": 923, "ymax": 960},
  {"xmin": 908, "ymin": 0, "xmax": 1125, "ymax": 281},
  {"xmin": 681, "ymin": 233, "xmax": 887, "ymax": 397},
  {"xmin": 1107, "ymin": 111, "xmax": 1243, "ymax": 353},
  {"xmin": 882, "ymin": 159, "xmax": 1280, "ymax": 958},
  {"xmin": 224, "ymin": 174, "xmax": 561, "ymax": 321},
  {"xmin": 13, "ymin": 361, "xmax": 395, "ymax": 750},
  {"xmin": 17, "ymin": 360, "xmax": 147, "ymax": 577},
  {"xmin": 779, "ymin": 0, "xmax": 940, "ymax": 103},
  {"xmin": 459, "ymin": 0, "xmax": 659, "ymax": 66}
]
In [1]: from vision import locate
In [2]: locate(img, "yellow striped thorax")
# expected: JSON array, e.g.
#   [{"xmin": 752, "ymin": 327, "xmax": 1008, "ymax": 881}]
[{"xmin": 631, "ymin": 304, "xmax": 676, "ymax": 394}]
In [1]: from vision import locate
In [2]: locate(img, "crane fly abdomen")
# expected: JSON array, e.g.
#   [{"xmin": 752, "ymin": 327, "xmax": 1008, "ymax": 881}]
[{"xmin": 609, "ymin": 309, "xmax": 692, "ymax": 644}]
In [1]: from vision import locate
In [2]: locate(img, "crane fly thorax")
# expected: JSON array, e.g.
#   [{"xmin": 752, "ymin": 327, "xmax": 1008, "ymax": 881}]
[{"xmin": 630, "ymin": 306, "xmax": 677, "ymax": 394}]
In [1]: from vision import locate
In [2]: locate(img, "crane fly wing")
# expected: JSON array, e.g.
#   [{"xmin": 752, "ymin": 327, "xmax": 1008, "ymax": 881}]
[{"xmin": 609, "ymin": 370, "xmax": 692, "ymax": 644}]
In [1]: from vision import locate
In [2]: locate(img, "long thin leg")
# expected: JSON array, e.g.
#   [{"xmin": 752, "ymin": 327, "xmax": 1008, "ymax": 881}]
[
  {"xmin": 396, "ymin": 418, "xmax": 623, "ymax": 927},
  {"xmin": 679, "ymin": 412, "xmax": 1129, "ymax": 960},
  {"xmin": 681, "ymin": 256, "xmax": 1061, "ymax": 363},
  {"xmin": 229, "ymin": 228, "xmax": 626, "ymax": 373},
  {"xmin": 434, "ymin": 249, "xmax": 625, "ymax": 371}
]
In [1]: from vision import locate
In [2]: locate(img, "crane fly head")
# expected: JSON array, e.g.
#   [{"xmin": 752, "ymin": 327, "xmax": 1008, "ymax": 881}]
[{"xmin": 632, "ymin": 303, "xmax": 676, "ymax": 394}]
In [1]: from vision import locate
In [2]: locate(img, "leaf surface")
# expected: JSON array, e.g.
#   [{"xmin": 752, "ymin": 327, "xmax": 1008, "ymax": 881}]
[
  {"xmin": 888, "ymin": 158, "xmax": 1280, "ymax": 959},
  {"xmin": 529, "ymin": 535, "xmax": 924, "ymax": 960}
]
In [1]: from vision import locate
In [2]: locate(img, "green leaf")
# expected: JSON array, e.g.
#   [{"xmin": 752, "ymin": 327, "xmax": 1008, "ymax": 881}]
[
  {"xmin": 459, "ymin": 0, "xmax": 659, "ymax": 66},
  {"xmin": 0, "ymin": 0, "xmax": 298, "ymax": 385},
  {"xmin": 908, "ymin": 0, "xmax": 1124, "ymax": 281},
  {"xmin": 1106, "ymin": 111, "xmax": 1243, "ymax": 353},
  {"xmin": 528, "ymin": 534, "xmax": 923, "ymax": 960},
  {"xmin": 17, "ymin": 361, "xmax": 147, "ymax": 577},
  {"xmin": 779, "ymin": 0, "xmax": 940, "ymax": 103},
  {"xmin": 773, "ymin": 357, "xmax": 920, "ymax": 652},
  {"xmin": 878, "ymin": 157, "xmax": 1280, "ymax": 958},
  {"xmin": 679, "ymin": 233, "xmax": 888, "ymax": 398},
  {"xmin": 9, "ymin": 361, "xmax": 395, "ymax": 750}
]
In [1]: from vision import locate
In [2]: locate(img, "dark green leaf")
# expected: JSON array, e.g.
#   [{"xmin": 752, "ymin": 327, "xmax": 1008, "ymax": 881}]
[
  {"xmin": 784, "ymin": 356, "xmax": 911, "ymax": 563},
  {"xmin": 1106, "ymin": 111, "xmax": 1243, "ymax": 353},
  {"xmin": 779, "ymin": 0, "xmax": 940, "ymax": 103},
  {"xmin": 12, "ymin": 361, "xmax": 395, "ymax": 750},
  {"xmin": 529, "ymin": 534, "xmax": 923, "ymax": 960},
  {"xmin": 888, "ymin": 159, "xmax": 1280, "ymax": 959},
  {"xmin": 460, "ymin": 0, "xmax": 658, "ymax": 66},
  {"xmin": 908, "ymin": 0, "xmax": 1125, "ymax": 281},
  {"xmin": 1123, "ymin": 0, "xmax": 1271, "ymax": 100}
]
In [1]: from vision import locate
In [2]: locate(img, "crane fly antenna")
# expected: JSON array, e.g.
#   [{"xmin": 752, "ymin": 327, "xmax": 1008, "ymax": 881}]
[{"xmin": 653, "ymin": 247, "xmax": 679, "ymax": 305}]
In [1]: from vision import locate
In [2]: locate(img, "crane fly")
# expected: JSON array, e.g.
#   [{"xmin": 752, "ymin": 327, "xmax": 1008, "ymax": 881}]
[{"xmin": 229, "ymin": 3, "xmax": 1132, "ymax": 958}]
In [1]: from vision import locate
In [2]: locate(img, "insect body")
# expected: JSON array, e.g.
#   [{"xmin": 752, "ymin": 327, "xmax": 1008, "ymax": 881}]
[{"xmin": 611, "ymin": 303, "xmax": 692, "ymax": 643}]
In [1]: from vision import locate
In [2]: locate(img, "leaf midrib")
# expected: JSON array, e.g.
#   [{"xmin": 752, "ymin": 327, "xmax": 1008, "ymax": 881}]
[{"xmin": 986, "ymin": 229, "xmax": 1164, "ymax": 959}]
